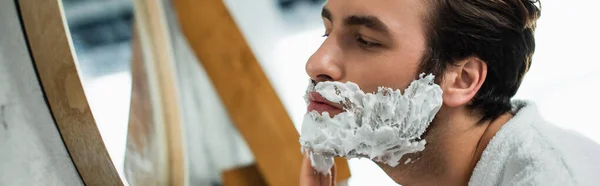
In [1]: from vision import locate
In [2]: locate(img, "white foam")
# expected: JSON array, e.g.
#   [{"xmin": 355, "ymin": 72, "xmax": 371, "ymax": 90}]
[
  {"xmin": 300, "ymin": 73, "xmax": 443, "ymax": 174},
  {"xmin": 404, "ymin": 158, "xmax": 412, "ymax": 165}
]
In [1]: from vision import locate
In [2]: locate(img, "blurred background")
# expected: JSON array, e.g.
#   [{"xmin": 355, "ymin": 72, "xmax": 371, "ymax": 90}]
[{"xmin": 61, "ymin": 0, "xmax": 599, "ymax": 185}]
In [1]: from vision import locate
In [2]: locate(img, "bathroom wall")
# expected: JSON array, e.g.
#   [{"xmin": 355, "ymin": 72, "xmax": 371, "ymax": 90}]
[{"xmin": 0, "ymin": 0, "xmax": 83, "ymax": 185}]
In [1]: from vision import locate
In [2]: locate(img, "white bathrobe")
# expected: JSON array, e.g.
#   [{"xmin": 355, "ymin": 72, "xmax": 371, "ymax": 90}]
[{"xmin": 469, "ymin": 101, "xmax": 600, "ymax": 186}]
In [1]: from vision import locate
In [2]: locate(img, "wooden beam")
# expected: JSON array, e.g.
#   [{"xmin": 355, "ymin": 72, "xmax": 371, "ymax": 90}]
[
  {"xmin": 17, "ymin": 0, "xmax": 122, "ymax": 185},
  {"xmin": 222, "ymin": 164, "xmax": 268, "ymax": 186},
  {"xmin": 131, "ymin": 0, "xmax": 187, "ymax": 185},
  {"xmin": 335, "ymin": 157, "xmax": 351, "ymax": 183},
  {"xmin": 172, "ymin": 0, "xmax": 350, "ymax": 185}
]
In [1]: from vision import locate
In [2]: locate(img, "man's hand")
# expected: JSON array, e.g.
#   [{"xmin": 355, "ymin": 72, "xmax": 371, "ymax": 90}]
[{"xmin": 300, "ymin": 155, "xmax": 337, "ymax": 186}]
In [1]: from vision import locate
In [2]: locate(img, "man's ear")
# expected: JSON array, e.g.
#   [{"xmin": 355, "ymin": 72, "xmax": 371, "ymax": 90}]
[{"xmin": 441, "ymin": 57, "xmax": 487, "ymax": 107}]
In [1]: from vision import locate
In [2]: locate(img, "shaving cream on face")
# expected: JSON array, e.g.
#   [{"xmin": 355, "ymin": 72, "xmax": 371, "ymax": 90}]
[{"xmin": 299, "ymin": 73, "xmax": 443, "ymax": 174}]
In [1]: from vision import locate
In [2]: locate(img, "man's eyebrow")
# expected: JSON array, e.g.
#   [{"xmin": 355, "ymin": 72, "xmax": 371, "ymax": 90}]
[
  {"xmin": 321, "ymin": 7, "xmax": 332, "ymax": 21},
  {"xmin": 344, "ymin": 15, "xmax": 390, "ymax": 34}
]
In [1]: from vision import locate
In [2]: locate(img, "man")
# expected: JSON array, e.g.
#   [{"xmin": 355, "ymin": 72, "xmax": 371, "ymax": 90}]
[{"xmin": 299, "ymin": 0, "xmax": 600, "ymax": 185}]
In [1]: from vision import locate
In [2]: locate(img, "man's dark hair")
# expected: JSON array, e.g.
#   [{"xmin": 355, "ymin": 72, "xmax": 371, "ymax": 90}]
[{"xmin": 420, "ymin": 0, "xmax": 542, "ymax": 120}]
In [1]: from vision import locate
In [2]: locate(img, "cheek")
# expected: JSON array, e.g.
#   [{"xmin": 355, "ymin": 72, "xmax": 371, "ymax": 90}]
[{"xmin": 343, "ymin": 53, "xmax": 421, "ymax": 93}]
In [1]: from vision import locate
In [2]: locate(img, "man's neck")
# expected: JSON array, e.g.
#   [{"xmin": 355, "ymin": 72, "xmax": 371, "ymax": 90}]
[
  {"xmin": 380, "ymin": 108, "xmax": 513, "ymax": 185},
  {"xmin": 468, "ymin": 113, "xmax": 513, "ymax": 175}
]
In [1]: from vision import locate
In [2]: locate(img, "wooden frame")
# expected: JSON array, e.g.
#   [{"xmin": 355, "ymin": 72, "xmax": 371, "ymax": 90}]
[{"xmin": 17, "ymin": 0, "xmax": 123, "ymax": 185}]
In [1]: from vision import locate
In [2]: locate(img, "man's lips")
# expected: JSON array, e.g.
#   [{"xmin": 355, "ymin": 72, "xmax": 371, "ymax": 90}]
[{"xmin": 307, "ymin": 92, "xmax": 344, "ymax": 115}]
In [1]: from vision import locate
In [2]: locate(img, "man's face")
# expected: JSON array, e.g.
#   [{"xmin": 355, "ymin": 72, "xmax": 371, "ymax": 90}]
[
  {"xmin": 306, "ymin": 0, "xmax": 429, "ymax": 115},
  {"xmin": 301, "ymin": 0, "xmax": 445, "ymax": 173}
]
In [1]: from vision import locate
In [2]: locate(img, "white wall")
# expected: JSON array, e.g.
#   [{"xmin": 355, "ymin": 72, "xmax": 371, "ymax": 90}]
[
  {"xmin": 514, "ymin": 0, "xmax": 600, "ymax": 143},
  {"xmin": 0, "ymin": 1, "xmax": 83, "ymax": 185}
]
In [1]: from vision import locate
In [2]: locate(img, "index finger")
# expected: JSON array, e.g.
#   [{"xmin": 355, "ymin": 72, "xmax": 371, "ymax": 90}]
[{"xmin": 300, "ymin": 155, "xmax": 333, "ymax": 186}]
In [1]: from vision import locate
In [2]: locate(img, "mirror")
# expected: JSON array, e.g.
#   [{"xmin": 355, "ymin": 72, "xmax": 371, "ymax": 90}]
[{"xmin": 61, "ymin": 0, "xmax": 133, "ymax": 182}]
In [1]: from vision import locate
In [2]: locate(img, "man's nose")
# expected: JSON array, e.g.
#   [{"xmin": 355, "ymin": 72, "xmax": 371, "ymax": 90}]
[{"xmin": 305, "ymin": 39, "xmax": 342, "ymax": 83}]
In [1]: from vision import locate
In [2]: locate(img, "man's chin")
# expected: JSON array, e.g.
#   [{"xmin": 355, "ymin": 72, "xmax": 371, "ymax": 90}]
[{"xmin": 300, "ymin": 73, "xmax": 443, "ymax": 171}]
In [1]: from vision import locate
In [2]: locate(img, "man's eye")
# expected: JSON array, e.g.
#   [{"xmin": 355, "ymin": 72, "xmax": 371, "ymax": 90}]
[
  {"xmin": 322, "ymin": 33, "xmax": 330, "ymax": 37},
  {"xmin": 357, "ymin": 36, "xmax": 381, "ymax": 48}
]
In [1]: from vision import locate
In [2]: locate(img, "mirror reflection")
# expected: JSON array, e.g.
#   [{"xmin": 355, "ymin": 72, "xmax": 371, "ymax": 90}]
[{"xmin": 62, "ymin": 0, "xmax": 133, "ymax": 182}]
